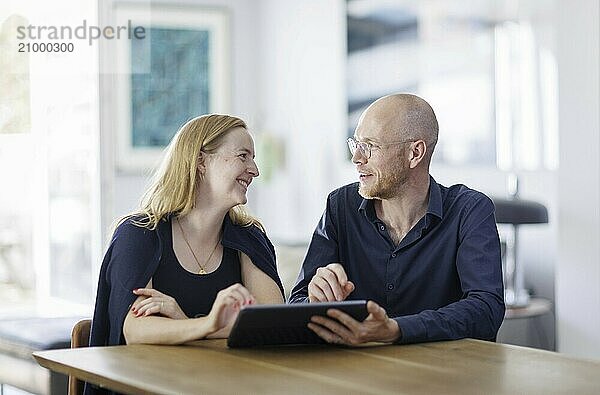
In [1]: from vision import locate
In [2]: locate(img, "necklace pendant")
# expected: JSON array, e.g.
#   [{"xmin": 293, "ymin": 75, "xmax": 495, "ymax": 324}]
[{"xmin": 198, "ymin": 267, "xmax": 207, "ymax": 275}]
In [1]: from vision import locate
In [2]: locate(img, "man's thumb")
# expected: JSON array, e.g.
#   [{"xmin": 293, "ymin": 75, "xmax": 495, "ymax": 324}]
[{"xmin": 344, "ymin": 281, "xmax": 355, "ymax": 295}]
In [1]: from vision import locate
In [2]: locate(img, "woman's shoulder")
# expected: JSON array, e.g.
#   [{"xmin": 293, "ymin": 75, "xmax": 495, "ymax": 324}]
[
  {"xmin": 225, "ymin": 218, "xmax": 267, "ymax": 238},
  {"xmin": 223, "ymin": 218, "xmax": 274, "ymax": 253},
  {"xmin": 110, "ymin": 215, "xmax": 167, "ymax": 247},
  {"xmin": 223, "ymin": 216, "xmax": 283, "ymax": 295},
  {"xmin": 114, "ymin": 215, "xmax": 149, "ymax": 235},
  {"xmin": 104, "ymin": 215, "xmax": 167, "ymax": 279}
]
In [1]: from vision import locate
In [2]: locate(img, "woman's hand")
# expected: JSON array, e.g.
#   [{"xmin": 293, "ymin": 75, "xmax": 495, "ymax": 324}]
[
  {"xmin": 131, "ymin": 288, "xmax": 188, "ymax": 320},
  {"xmin": 207, "ymin": 283, "xmax": 256, "ymax": 335}
]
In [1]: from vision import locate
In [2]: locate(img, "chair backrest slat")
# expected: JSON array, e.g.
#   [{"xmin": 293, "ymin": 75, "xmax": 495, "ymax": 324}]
[{"xmin": 68, "ymin": 319, "xmax": 91, "ymax": 395}]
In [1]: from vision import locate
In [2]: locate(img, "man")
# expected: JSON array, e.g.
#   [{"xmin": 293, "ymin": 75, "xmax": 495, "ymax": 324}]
[{"xmin": 289, "ymin": 93, "xmax": 505, "ymax": 345}]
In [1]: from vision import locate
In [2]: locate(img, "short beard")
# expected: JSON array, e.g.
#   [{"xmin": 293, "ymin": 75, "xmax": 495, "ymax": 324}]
[{"xmin": 358, "ymin": 159, "xmax": 408, "ymax": 200}]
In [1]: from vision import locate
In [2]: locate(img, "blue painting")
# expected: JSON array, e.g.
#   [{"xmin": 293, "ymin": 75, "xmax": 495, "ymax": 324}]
[{"xmin": 130, "ymin": 27, "xmax": 210, "ymax": 147}]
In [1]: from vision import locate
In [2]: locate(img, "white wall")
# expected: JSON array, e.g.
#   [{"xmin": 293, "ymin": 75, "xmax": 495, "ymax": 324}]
[
  {"xmin": 251, "ymin": 0, "xmax": 347, "ymax": 243},
  {"xmin": 555, "ymin": 0, "xmax": 600, "ymax": 359},
  {"xmin": 101, "ymin": 0, "xmax": 261, "ymax": 243}
]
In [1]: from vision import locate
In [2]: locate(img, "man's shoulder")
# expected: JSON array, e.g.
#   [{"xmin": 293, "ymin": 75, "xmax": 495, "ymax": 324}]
[
  {"xmin": 327, "ymin": 182, "xmax": 361, "ymax": 204},
  {"xmin": 444, "ymin": 183, "xmax": 489, "ymax": 200},
  {"xmin": 441, "ymin": 183, "xmax": 493, "ymax": 213}
]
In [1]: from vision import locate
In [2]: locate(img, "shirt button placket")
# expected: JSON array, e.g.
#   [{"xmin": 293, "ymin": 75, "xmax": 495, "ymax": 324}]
[{"xmin": 386, "ymin": 253, "xmax": 397, "ymax": 300}]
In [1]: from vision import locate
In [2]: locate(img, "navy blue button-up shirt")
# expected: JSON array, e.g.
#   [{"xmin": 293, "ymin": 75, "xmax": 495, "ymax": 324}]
[{"xmin": 289, "ymin": 176, "xmax": 505, "ymax": 344}]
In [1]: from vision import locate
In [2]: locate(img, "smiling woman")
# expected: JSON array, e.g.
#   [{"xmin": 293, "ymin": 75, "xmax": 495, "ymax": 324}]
[{"xmin": 87, "ymin": 115, "xmax": 284, "ymax": 384}]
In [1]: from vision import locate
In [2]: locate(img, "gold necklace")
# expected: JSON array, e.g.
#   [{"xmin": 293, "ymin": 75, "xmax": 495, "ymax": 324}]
[{"xmin": 176, "ymin": 217, "xmax": 220, "ymax": 275}]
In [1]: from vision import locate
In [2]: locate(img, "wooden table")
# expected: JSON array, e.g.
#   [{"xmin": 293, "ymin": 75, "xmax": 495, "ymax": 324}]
[{"xmin": 33, "ymin": 339, "xmax": 600, "ymax": 395}]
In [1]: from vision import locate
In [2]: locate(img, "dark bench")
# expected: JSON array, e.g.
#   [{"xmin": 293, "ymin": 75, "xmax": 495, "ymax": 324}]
[{"xmin": 0, "ymin": 316, "xmax": 84, "ymax": 394}]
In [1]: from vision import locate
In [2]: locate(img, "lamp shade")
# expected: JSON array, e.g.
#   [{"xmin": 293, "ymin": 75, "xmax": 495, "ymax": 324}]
[{"xmin": 492, "ymin": 198, "xmax": 548, "ymax": 224}]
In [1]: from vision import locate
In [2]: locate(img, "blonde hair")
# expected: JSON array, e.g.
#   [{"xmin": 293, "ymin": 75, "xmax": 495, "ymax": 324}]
[{"xmin": 120, "ymin": 114, "xmax": 264, "ymax": 232}]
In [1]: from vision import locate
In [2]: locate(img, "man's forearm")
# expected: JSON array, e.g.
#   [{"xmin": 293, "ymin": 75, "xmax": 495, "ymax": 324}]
[{"xmin": 393, "ymin": 291, "xmax": 504, "ymax": 344}]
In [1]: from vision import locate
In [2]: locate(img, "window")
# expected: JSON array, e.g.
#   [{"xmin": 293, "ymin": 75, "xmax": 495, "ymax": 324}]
[
  {"xmin": 346, "ymin": 0, "xmax": 558, "ymax": 170},
  {"xmin": 1, "ymin": 9, "xmax": 100, "ymax": 313}
]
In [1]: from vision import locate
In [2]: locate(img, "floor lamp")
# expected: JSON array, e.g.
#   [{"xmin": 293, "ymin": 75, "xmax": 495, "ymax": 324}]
[{"xmin": 492, "ymin": 196, "xmax": 548, "ymax": 307}]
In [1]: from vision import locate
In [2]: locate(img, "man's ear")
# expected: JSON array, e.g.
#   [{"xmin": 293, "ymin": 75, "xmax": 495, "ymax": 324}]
[{"xmin": 408, "ymin": 140, "xmax": 427, "ymax": 169}]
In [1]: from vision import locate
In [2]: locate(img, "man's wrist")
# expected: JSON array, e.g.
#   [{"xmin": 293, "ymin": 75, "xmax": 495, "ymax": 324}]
[{"xmin": 383, "ymin": 318, "xmax": 401, "ymax": 343}]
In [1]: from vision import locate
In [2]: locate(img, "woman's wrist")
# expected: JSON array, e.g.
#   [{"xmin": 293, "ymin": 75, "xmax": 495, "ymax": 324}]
[
  {"xmin": 199, "ymin": 313, "xmax": 220, "ymax": 338},
  {"xmin": 174, "ymin": 310, "xmax": 188, "ymax": 320}
]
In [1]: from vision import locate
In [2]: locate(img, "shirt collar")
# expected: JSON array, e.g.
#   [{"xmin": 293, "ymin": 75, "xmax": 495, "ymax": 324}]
[
  {"xmin": 427, "ymin": 175, "xmax": 443, "ymax": 220},
  {"xmin": 358, "ymin": 175, "xmax": 444, "ymax": 223},
  {"xmin": 358, "ymin": 190, "xmax": 377, "ymax": 222}
]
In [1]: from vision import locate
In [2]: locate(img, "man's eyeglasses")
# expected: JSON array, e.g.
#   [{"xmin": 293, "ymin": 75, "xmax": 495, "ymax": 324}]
[{"xmin": 347, "ymin": 137, "xmax": 415, "ymax": 159}]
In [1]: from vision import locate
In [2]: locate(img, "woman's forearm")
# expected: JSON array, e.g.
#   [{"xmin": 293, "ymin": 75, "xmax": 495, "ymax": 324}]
[
  {"xmin": 206, "ymin": 325, "xmax": 231, "ymax": 339},
  {"xmin": 123, "ymin": 312, "xmax": 215, "ymax": 345}
]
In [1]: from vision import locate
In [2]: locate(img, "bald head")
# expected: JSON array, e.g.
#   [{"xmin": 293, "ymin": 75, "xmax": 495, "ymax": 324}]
[{"xmin": 358, "ymin": 93, "xmax": 439, "ymax": 161}]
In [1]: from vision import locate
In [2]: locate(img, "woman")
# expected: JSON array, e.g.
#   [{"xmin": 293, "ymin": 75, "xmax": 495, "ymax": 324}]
[{"xmin": 89, "ymin": 114, "xmax": 284, "ymax": 347}]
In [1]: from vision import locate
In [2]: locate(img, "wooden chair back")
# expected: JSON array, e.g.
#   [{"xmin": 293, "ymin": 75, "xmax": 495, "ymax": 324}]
[{"xmin": 68, "ymin": 319, "xmax": 91, "ymax": 395}]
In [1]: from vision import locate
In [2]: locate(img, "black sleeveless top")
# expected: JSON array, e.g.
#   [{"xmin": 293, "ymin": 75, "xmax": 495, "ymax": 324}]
[{"xmin": 152, "ymin": 219, "xmax": 242, "ymax": 318}]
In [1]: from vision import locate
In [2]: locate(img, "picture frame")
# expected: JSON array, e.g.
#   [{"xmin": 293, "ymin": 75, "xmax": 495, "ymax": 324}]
[{"xmin": 113, "ymin": 3, "xmax": 230, "ymax": 172}]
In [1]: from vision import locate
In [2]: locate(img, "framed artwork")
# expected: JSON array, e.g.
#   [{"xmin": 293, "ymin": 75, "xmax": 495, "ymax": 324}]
[{"xmin": 113, "ymin": 4, "xmax": 230, "ymax": 172}]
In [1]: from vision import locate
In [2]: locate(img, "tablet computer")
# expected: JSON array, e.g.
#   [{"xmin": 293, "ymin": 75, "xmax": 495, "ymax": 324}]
[{"xmin": 227, "ymin": 300, "xmax": 368, "ymax": 348}]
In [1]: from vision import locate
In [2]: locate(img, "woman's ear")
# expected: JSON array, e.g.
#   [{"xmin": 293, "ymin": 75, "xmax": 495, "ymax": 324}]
[{"xmin": 197, "ymin": 151, "xmax": 207, "ymax": 175}]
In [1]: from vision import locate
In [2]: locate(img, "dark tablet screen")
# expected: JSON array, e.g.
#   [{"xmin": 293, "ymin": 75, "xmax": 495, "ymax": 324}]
[{"xmin": 227, "ymin": 300, "xmax": 368, "ymax": 348}]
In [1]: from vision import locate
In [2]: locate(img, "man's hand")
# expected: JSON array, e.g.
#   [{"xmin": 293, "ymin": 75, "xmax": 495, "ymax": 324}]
[
  {"xmin": 307, "ymin": 300, "xmax": 401, "ymax": 345},
  {"xmin": 308, "ymin": 263, "xmax": 355, "ymax": 302}
]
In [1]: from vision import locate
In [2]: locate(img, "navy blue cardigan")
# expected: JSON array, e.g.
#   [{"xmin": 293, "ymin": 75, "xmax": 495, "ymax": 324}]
[{"xmin": 89, "ymin": 214, "xmax": 284, "ymax": 348}]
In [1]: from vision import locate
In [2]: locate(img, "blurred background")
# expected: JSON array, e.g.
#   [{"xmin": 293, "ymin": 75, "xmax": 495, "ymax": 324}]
[{"xmin": 0, "ymin": 1, "xmax": 598, "ymax": 389}]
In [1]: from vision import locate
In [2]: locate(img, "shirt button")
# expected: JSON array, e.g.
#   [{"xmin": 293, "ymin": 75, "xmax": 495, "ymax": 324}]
[
  {"xmin": 387, "ymin": 284, "xmax": 394, "ymax": 290},
  {"xmin": 379, "ymin": 225, "xmax": 385, "ymax": 231},
  {"xmin": 391, "ymin": 253, "xmax": 397, "ymax": 258}
]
